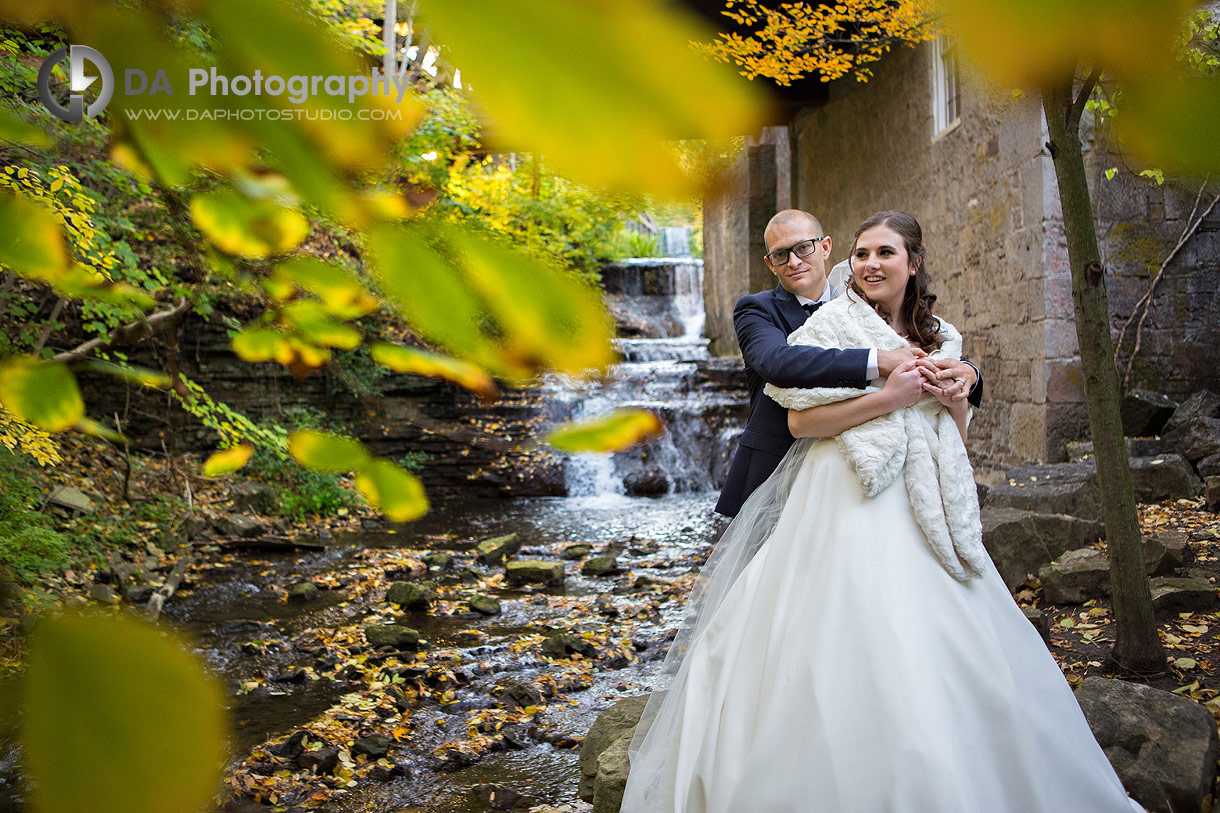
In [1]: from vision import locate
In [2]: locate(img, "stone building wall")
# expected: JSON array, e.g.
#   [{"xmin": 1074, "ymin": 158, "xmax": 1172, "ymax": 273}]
[
  {"xmin": 703, "ymin": 43, "xmax": 1220, "ymax": 481},
  {"xmin": 789, "ymin": 45, "xmax": 1059, "ymax": 481}
]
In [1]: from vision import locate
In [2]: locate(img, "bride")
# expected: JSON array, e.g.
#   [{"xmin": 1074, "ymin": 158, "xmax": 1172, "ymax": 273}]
[{"xmin": 619, "ymin": 211, "xmax": 1143, "ymax": 812}]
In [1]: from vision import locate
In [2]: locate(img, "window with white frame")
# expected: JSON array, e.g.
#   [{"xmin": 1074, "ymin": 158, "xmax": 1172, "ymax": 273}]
[{"xmin": 931, "ymin": 35, "xmax": 960, "ymax": 138}]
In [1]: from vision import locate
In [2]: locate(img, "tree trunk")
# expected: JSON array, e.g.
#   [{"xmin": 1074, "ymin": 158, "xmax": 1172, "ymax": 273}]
[{"xmin": 1042, "ymin": 73, "xmax": 1165, "ymax": 675}]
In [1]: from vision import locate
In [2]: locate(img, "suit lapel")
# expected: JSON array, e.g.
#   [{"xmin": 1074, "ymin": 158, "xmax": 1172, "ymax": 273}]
[{"xmin": 771, "ymin": 285, "xmax": 810, "ymax": 334}]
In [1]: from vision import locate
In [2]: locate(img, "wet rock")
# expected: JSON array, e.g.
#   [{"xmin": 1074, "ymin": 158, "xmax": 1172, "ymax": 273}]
[
  {"xmin": 1076, "ymin": 677, "xmax": 1219, "ymax": 813},
  {"xmin": 386, "ymin": 581, "xmax": 437, "ymax": 611},
  {"xmin": 1038, "ymin": 548, "xmax": 1111, "ymax": 604},
  {"xmin": 110, "ymin": 561, "xmax": 145, "ymax": 590},
  {"xmin": 1198, "ymin": 454, "xmax": 1220, "ymax": 479},
  {"xmin": 582, "ymin": 556, "xmax": 620, "ymax": 576},
  {"xmin": 499, "ymin": 680, "xmax": 545, "ymax": 709},
  {"xmin": 212, "ymin": 513, "xmax": 266, "ymax": 538},
  {"xmin": 596, "ymin": 597, "xmax": 619, "ymax": 617},
  {"xmin": 980, "ymin": 506, "xmax": 1105, "ymax": 591},
  {"xmin": 364, "ymin": 624, "xmax": 421, "ymax": 651},
  {"xmin": 274, "ymin": 666, "xmax": 308, "ymax": 683},
  {"xmin": 179, "ymin": 513, "xmax": 210, "ymax": 541},
  {"xmin": 123, "ymin": 584, "xmax": 155, "ymax": 604},
  {"xmin": 230, "ymin": 481, "xmax": 277, "ymax": 514},
  {"xmin": 505, "ymin": 560, "xmax": 565, "ymax": 587},
  {"xmin": 47, "ymin": 486, "xmax": 94, "ymax": 515},
  {"xmin": 541, "ymin": 632, "xmax": 598, "ymax": 659},
  {"xmin": 470, "ymin": 783, "xmax": 530, "ymax": 811},
  {"xmin": 562, "ymin": 544, "xmax": 593, "ymax": 560},
  {"xmin": 1130, "ymin": 454, "xmax": 1204, "ymax": 501},
  {"xmin": 468, "ymin": 594, "xmax": 501, "ymax": 616},
  {"xmin": 423, "ymin": 552, "xmax": 453, "ymax": 571},
  {"xmin": 289, "ymin": 582, "xmax": 320, "ymax": 602},
  {"xmin": 476, "ymin": 533, "xmax": 521, "ymax": 565},
  {"xmin": 88, "ymin": 583, "xmax": 118, "ymax": 604},
  {"xmin": 1120, "ymin": 389, "xmax": 1177, "ymax": 437},
  {"xmin": 628, "ymin": 538, "xmax": 660, "ymax": 555},
  {"xmin": 1208, "ymin": 476, "xmax": 1220, "ymax": 513},
  {"xmin": 369, "ymin": 762, "xmax": 405, "ymax": 782},
  {"xmin": 298, "ymin": 746, "xmax": 340, "ymax": 774},
  {"xmin": 1143, "ymin": 530, "xmax": 1193, "ymax": 577},
  {"xmin": 1150, "ymin": 577, "xmax": 1218, "ymax": 617},
  {"xmin": 1021, "ymin": 606, "xmax": 1051, "ymax": 645},
  {"xmin": 580, "ymin": 695, "xmax": 650, "ymax": 802},
  {"xmin": 352, "ymin": 733, "xmax": 390, "ymax": 759},
  {"xmin": 268, "ymin": 730, "xmax": 308, "ymax": 760},
  {"xmin": 632, "ymin": 574, "xmax": 661, "ymax": 591},
  {"xmin": 384, "ymin": 684, "xmax": 411, "ymax": 712},
  {"xmin": 623, "ymin": 471, "xmax": 669, "ymax": 497},
  {"xmin": 460, "ymin": 566, "xmax": 483, "ymax": 582}
]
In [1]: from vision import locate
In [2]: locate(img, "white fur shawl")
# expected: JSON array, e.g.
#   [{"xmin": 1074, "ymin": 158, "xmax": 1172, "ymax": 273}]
[{"xmin": 764, "ymin": 289, "xmax": 987, "ymax": 581}]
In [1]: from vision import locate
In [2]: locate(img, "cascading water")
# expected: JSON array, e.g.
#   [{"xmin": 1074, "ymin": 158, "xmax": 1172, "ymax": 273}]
[{"xmin": 544, "ymin": 249, "xmax": 748, "ymax": 501}]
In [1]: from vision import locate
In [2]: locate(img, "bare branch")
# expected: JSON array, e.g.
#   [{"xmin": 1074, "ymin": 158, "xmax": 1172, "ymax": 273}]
[{"xmin": 51, "ymin": 297, "xmax": 191, "ymax": 364}]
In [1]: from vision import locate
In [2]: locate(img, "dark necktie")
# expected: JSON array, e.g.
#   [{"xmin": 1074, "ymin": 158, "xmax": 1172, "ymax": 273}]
[{"xmin": 801, "ymin": 301, "xmax": 822, "ymax": 315}]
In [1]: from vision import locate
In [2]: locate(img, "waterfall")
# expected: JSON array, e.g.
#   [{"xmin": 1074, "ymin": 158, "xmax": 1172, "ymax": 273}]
[{"xmin": 544, "ymin": 253, "xmax": 747, "ymax": 501}]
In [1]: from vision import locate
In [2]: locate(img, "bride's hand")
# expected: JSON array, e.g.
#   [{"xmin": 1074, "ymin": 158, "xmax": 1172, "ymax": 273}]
[
  {"xmin": 918, "ymin": 365, "xmax": 968, "ymax": 414},
  {"xmin": 881, "ymin": 360, "xmax": 927, "ymax": 410}
]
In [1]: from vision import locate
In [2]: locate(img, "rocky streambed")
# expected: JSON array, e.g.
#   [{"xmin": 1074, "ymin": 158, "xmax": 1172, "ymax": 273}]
[{"xmin": 163, "ymin": 493, "xmax": 726, "ymax": 812}]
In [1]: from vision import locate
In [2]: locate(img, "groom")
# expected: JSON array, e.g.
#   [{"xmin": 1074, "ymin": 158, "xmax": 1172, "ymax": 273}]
[{"xmin": 714, "ymin": 209, "xmax": 982, "ymax": 517}]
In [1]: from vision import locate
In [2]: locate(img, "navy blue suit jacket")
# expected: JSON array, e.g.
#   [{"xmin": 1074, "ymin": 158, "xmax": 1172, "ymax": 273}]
[{"xmin": 714, "ymin": 285, "xmax": 983, "ymax": 517}]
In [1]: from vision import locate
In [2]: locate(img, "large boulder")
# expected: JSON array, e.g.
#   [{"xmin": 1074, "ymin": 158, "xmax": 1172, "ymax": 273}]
[
  {"xmin": 579, "ymin": 695, "xmax": 649, "ymax": 802},
  {"xmin": 1039, "ymin": 548, "xmax": 1111, "ymax": 604},
  {"xmin": 1198, "ymin": 454, "xmax": 1220, "ymax": 479},
  {"xmin": 230, "ymin": 481, "xmax": 277, "ymax": 514},
  {"xmin": 1075, "ymin": 677, "xmax": 1219, "ymax": 813},
  {"xmin": 624, "ymin": 471, "xmax": 669, "ymax": 498},
  {"xmin": 984, "ymin": 463, "xmax": 1101, "ymax": 520},
  {"xmin": 1143, "ymin": 531, "xmax": 1194, "ymax": 577},
  {"xmin": 981, "ymin": 506, "xmax": 1104, "ymax": 591},
  {"xmin": 476, "ymin": 533, "xmax": 521, "ymax": 566},
  {"xmin": 1129, "ymin": 455, "xmax": 1203, "ymax": 502},
  {"xmin": 1149, "ymin": 577, "xmax": 1219, "ymax": 617},
  {"xmin": 1177, "ymin": 418, "xmax": 1220, "ymax": 463},
  {"xmin": 1208, "ymin": 476, "xmax": 1220, "ymax": 513},
  {"xmin": 1121, "ymin": 389, "xmax": 1178, "ymax": 437},
  {"xmin": 505, "ymin": 560, "xmax": 565, "ymax": 587},
  {"xmin": 212, "ymin": 513, "xmax": 266, "ymax": 538},
  {"xmin": 1163, "ymin": 390, "xmax": 1220, "ymax": 443},
  {"xmin": 593, "ymin": 735, "xmax": 633, "ymax": 813},
  {"xmin": 47, "ymin": 486, "xmax": 94, "ymax": 515}
]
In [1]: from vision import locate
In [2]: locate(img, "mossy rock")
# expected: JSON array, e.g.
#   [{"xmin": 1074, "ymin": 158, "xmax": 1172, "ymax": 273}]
[
  {"xmin": 364, "ymin": 624, "xmax": 421, "ymax": 650},
  {"xmin": 562, "ymin": 544, "xmax": 593, "ymax": 560},
  {"xmin": 386, "ymin": 580, "xmax": 438, "ymax": 611},
  {"xmin": 582, "ymin": 556, "xmax": 620, "ymax": 576},
  {"xmin": 505, "ymin": 560, "xmax": 565, "ymax": 586},
  {"xmin": 476, "ymin": 533, "xmax": 521, "ymax": 565},
  {"xmin": 468, "ymin": 594, "xmax": 502, "ymax": 616}
]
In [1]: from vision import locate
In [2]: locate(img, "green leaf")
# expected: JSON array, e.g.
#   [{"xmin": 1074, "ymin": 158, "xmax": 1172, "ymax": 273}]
[
  {"xmin": 232, "ymin": 327, "xmax": 293, "ymax": 364},
  {"xmin": 1121, "ymin": 77, "xmax": 1220, "ymax": 177},
  {"xmin": 191, "ymin": 189, "xmax": 309, "ymax": 259},
  {"xmin": 203, "ymin": 442, "xmax": 254, "ymax": 477},
  {"xmin": 269, "ymin": 257, "xmax": 377, "ymax": 319},
  {"xmin": 280, "ymin": 301, "xmax": 362, "ymax": 349},
  {"xmin": 369, "ymin": 342, "xmax": 499, "ymax": 401},
  {"xmin": 1104, "ymin": 167, "xmax": 1117, "ymax": 181},
  {"xmin": 0, "ymin": 193, "xmax": 70, "ymax": 282},
  {"xmin": 287, "ymin": 429, "xmax": 369, "ymax": 473},
  {"xmin": 0, "ymin": 358, "xmax": 84, "ymax": 432},
  {"xmin": 421, "ymin": 0, "xmax": 764, "ymax": 195},
  {"xmin": 354, "ymin": 458, "xmax": 429, "ymax": 522},
  {"xmin": 80, "ymin": 360, "xmax": 172, "ymax": 389},
  {"xmin": 75, "ymin": 417, "xmax": 128, "ymax": 445},
  {"xmin": 21, "ymin": 611, "xmax": 226, "ymax": 813},
  {"xmin": 546, "ymin": 408, "xmax": 664, "ymax": 452}
]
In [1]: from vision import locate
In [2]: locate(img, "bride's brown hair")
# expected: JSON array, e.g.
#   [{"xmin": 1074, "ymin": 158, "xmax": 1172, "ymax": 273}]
[{"xmin": 848, "ymin": 210, "xmax": 943, "ymax": 352}]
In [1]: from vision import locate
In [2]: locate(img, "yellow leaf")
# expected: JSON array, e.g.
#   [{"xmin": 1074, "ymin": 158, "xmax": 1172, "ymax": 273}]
[
  {"xmin": 369, "ymin": 343, "xmax": 499, "ymax": 401},
  {"xmin": 0, "ymin": 357, "xmax": 84, "ymax": 432},
  {"xmin": 0, "ymin": 192, "xmax": 71, "ymax": 282},
  {"xmin": 287, "ymin": 429, "xmax": 369, "ymax": 473},
  {"xmin": 190, "ymin": 189, "xmax": 309, "ymax": 259},
  {"xmin": 204, "ymin": 442, "xmax": 255, "ymax": 477},
  {"xmin": 355, "ymin": 458, "xmax": 429, "ymax": 522},
  {"xmin": 546, "ymin": 409, "xmax": 665, "ymax": 452}
]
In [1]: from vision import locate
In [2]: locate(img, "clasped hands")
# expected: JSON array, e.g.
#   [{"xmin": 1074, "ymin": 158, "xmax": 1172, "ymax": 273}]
[{"xmin": 876, "ymin": 348, "xmax": 976, "ymax": 411}]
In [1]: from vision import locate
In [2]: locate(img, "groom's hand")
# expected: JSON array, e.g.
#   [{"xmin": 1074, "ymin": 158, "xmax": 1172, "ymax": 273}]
[{"xmin": 877, "ymin": 347, "xmax": 928, "ymax": 377}]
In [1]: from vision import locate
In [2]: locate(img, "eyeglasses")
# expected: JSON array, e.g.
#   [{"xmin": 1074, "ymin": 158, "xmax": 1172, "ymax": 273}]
[{"xmin": 764, "ymin": 237, "xmax": 825, "ymax": 267}]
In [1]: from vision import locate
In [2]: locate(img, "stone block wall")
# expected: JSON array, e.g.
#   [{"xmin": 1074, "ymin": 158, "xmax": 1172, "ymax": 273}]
[{"xmin": 703, "ymin": 126, "xmax": 791, "ymax": 356}]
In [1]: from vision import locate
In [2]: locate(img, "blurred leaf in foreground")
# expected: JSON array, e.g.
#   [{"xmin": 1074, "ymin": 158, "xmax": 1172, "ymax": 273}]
[
  {"xmin": 0, "ymin": 358, "xmax": 84, "ymax": 433},
  {"xmin": 355, "ymin": 458, "xmax": 429, "ymax": 523},
  {"xmin": 22, "ymin": 611, "xmax": 227, "ymax": 813},
  {"xmin": 546, "ymin": 408, "xmax": 665, "ymax": 452},
  {"xmin": 421, "ymin": 0, "xmax": 765, "ymax": 196},
  {"xmin": 369, "ymin": 343, "xmax": 500, "ymax": 401},
  {"xmin": 204, "ymin": 442, "xmax": 255, "ymax": 477},
  {"xmin": 190, "ymin": 189, "xmax": 310, "ymax": 259},
  {"xmin": 288, "ymin": 429, "xmax": 370, "ymax": 473}
]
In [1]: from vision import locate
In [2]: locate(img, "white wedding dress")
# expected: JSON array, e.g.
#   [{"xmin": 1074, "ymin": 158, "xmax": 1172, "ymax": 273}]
[{"xmin": 620, "ymin": 435, "xmax": 1143, "ymax": 812}]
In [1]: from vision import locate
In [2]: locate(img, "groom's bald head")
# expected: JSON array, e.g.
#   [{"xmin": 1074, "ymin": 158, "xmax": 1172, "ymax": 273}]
[{"xmin": 764, "ymin": 209, "xmax": 824, "ymax": 247}]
